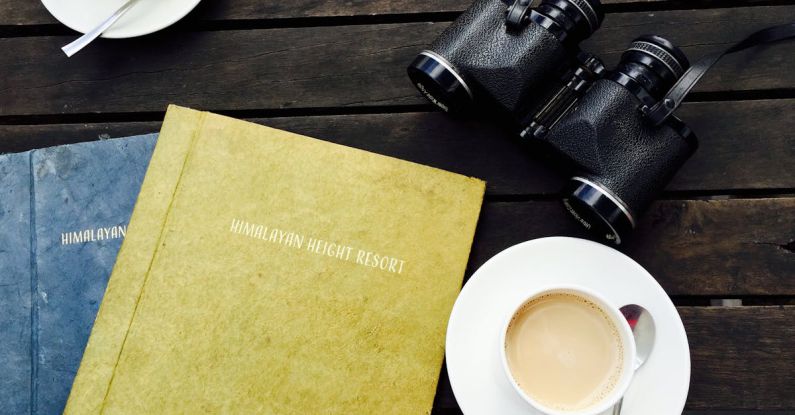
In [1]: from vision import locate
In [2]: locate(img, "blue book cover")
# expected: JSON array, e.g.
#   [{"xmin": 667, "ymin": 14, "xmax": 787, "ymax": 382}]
[{"xmin": 0, "ymin": 134, "xmax": 157, "ymax": 415}]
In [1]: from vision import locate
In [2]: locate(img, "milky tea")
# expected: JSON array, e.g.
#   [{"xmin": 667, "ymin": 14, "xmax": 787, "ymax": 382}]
[{"xmin": 504, "ymin": 292, "xmax": 625, "ymax": 412}]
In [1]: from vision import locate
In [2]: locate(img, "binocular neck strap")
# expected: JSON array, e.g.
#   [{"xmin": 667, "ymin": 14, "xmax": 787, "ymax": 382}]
[{"xmin": 644, "ymin": 22, "xmax": 795, "ymax": 126}]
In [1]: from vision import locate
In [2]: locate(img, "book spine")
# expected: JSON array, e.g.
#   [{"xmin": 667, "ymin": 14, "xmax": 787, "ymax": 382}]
[
  {"xmin": 0, "ymin": 152, "xmax": 33, "ymax": 415},
  {"xmin": 64, "ymin": 107, "xmax": 206, "ymax": 414}
]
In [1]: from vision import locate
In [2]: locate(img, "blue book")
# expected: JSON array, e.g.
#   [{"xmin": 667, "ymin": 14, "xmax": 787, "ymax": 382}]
[{"xmin": 0, "ymin": 134, "xmax": 157, "ymax": 415}]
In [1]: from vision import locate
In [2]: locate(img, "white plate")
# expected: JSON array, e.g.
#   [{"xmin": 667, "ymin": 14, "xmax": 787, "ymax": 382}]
[
  {"xmin": 446, "ymin": 237, "xmax": 690, "ymax": 415},
  {"xmin": 41, "ymin": 0, "xmax": 202, "ymax": 39}
]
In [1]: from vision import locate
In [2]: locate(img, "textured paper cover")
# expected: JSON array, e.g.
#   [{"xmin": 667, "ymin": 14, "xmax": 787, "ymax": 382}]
[
  {"xmin": 65, "ymin": 105, "xmax": 485, "ymax": 414},
  {"xmin": 0, "ymin": 135, "xmax": 156, "ymax": 415}
]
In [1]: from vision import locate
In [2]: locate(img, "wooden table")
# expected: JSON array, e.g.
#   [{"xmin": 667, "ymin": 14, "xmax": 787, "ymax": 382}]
[{"xmin": 1, "ymin": 1, "xmax": 793, "ymax": 413}]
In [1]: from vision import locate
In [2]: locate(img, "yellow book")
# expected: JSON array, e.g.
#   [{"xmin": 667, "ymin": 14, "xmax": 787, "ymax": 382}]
[{"xmin": 65, "ymin": 105, "xmax": 485, "ymax": 414}]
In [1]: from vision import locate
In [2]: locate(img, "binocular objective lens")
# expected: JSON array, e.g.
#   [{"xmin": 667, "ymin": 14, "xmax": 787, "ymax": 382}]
[
  {"xmin": 407, "ymin": 51, "xmax": 474, "ymax": 113},
  {"xmin": 562, "ymin": 177, "xmax": 636, "ymax": 245}
]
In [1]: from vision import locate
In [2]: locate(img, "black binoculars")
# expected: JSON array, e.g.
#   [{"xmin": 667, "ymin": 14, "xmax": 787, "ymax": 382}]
[{"xmin": 408, "ymin": 0, "xmax": 794, "ymax": 244}]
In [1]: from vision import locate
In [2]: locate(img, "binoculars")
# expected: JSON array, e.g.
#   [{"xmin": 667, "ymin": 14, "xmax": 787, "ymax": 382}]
[{"xmin": 408, "ymin": 0, "xmax": 697, "ymax": 244}]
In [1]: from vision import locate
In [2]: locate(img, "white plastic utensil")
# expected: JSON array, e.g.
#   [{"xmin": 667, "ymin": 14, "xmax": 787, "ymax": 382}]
[{"xmin": 61, "ymin": 0, "xmax": 139, "ymax": 57}]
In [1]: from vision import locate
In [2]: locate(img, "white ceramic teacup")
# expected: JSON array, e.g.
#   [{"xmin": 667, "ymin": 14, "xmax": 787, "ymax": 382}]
[{"xmin": 499, "ymin": 285, "xmax": 637, "ymax": 415}]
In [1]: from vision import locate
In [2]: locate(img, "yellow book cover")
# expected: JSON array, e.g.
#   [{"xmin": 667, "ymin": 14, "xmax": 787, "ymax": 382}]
[{"xmin": 65, "ymin": 105, "xmax": 485, "ymax": 414}]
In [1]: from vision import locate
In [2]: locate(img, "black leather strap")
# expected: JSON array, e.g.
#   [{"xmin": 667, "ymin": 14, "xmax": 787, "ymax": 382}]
[{"xmin": 643, "ymin": 22, "xmax": 795, "ymax": 126}]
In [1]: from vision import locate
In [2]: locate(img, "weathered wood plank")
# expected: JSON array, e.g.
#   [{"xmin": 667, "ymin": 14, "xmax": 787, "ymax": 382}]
[
  {"xmin": 0, "ymin": 0, "xmax": 765, "ymax": 27},
  {"xmin": 2, "ymin": 121, "xmax": 790, "ymax": 295},
  {"xmin": 466, "ymin": 198, "xmax": 795, "ymax": 296},
  {"xmin": 627, "ymin": 198, "xmax": 795, "ymax": 296},
  {"xmin": 2, "ymin": 99, "xmax": 792, "ymax": 193},
  {"xmin": 1, "ymin": 6, "xmax": 794, "ymax": 117},
  {"xmin": 683, "ymin": 306, "xmax": 795, "ymax": 410},
  {"xmin": 432, "ymin": 306, "xmax": 795, "ymax": 411},
  {"xmin": 1, "ymin": 112, "xmax": 787, "ymax": 296}
]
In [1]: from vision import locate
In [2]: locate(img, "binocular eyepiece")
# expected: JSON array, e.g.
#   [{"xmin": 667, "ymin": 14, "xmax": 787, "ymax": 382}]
[
  {"xmin": 507, "ymin": 0, "xmax": 604, "ymax": 42},
  {"xmin": 611, "ymin": 35, "xmax": 691, "ymax": 104}
]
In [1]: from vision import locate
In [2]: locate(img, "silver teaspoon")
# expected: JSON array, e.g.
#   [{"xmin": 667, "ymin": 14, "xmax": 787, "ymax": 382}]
[
  {"xmin": 612, "ymin": 304, "xmax": 656, "ymax": 415},
  {"xmin": 61, "ymin": 0, "xmax": 139, "ymax": 57}
]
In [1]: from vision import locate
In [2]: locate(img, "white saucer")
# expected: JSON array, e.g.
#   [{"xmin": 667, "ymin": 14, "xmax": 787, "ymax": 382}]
[
  {"xmin": 41, "ymin": 0, "xmax": 202, "ymax": 39},
  {"xmin": 446, "ymin": 237, "xmax": 690, "ymax": 415}
]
